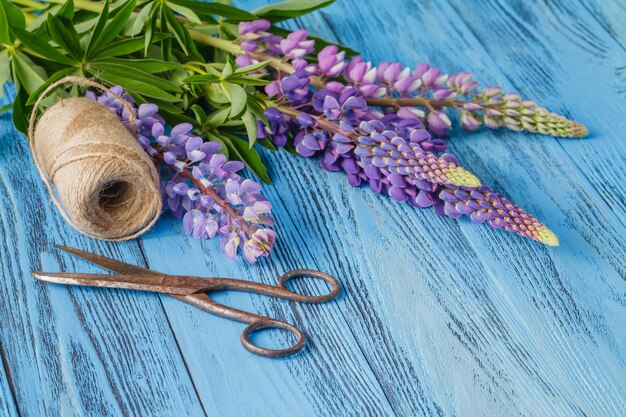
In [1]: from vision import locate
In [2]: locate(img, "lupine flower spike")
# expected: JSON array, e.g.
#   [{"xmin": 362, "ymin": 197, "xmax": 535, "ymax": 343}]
[
  {"xmin": 86, "ymin": 88, "xmax": 275, "ymax": 262},
  {"xmin": 238, "ymin": 19, "xmax": 587, "ymax": 139},
  {"xmin": 238, "ymin": 20, "xmax": 561, "ymax": 246}
]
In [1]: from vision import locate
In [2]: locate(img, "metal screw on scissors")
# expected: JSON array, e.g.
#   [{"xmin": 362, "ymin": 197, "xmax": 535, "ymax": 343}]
[{"xmin": 32, "ymin": 244, "xmax": 341, "ymax": 358}]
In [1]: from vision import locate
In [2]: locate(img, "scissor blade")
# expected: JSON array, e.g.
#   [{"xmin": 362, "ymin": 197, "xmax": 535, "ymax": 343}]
[
  {"xmin": 31, "ymin": 272, "xmax": 204, "ymax": 295},
  {"xmin": 54, "ymin": 244, "xmax": 154, "ymax": 276}
]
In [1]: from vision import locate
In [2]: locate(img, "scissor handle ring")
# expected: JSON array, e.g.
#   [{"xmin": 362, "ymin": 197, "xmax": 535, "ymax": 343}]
[
  {"xmin": 278, "ymin": 269, "xmax": 340, "ymax": 303},
  {"xmin": 241, "ymin": 319, "xmax": 306, "ymax": 358}
]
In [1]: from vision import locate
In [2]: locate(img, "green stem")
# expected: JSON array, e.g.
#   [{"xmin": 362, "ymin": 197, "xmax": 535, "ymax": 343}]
[
  {"xmin": 44, "ymin": 0, "xmax": 102, "ymax": 12},
  {"xmin": 188, "ymin": 30, "xmax": 243, "ymax": 55}
]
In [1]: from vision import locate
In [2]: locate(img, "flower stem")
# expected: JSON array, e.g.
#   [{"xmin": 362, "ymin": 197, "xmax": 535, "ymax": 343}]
[
  {"xmin": 188, "ymin": 31, "xmax": 244, "ymax": 55},
  {"xmin": 154, "ymin": 154, "xmax": 253, "ymax": 237}
]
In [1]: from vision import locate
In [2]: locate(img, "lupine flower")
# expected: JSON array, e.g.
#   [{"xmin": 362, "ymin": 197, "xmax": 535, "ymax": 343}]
[
  {"xmin": 236, "ymin": 20, "xmax": 587, "ymax": 139},
  {"xmin": 239, "ymin": 20, "xmax": 560, "ymax": 245},
  {"xmin": 86, "ymin": 88, "xmax": 275, "ymax": 262}
]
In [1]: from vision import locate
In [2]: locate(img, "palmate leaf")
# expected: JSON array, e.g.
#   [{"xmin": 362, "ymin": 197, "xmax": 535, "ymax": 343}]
[
  {"xmin": 94, "ymin": 71, "xmax": 180, "ymax": 102},
  {"xmin": 12, "ymin": 27, "xmax": 76, "ymax": 65},
  {"xmin": 11, "ymin": 51, "xmax": 47, "ymax": 94},
  {"xmin": 89, "ymin": 0, "xmax": 136, "ymax": 56},
  {"xmin": 252, "ymin": 0, "xmax": 334, "ymax": 23},
  {"xmin": 85, "ymin": 0, "xmax": 109, "ymax": 56},
  {"xmin": 46, "ymin": 14, "xmax": 83, "ymax": 60},
  {"xmin": 91, "ymin": 60, "xmax": 182, "ymax": 93}
]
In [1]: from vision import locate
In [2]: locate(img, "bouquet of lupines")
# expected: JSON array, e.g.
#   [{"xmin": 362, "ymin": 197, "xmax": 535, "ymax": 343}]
[{"xmin": 0, "ymin": 0, "xmax": 586, "ymax": 260}]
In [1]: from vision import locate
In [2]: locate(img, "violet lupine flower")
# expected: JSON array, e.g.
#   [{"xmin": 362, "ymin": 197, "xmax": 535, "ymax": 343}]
[
  {"xmin": 434, "ymin": 184, "xmax": 559, "ymax": 245},
  {"xmin": 240, "ymin": 21, "xmax": 559, "ymax": 245},
  {"xmin": 236, "ymin": 19, "xmax": 587, "ymax": 139},
  {"xmin": 86, "ymin": 88, "xmax": 275, "ymax": 262}
]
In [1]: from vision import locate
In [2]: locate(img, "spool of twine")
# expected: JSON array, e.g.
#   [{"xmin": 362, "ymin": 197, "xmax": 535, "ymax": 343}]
[{"xmin": 28, "ymin": 76, "xmax": 162, "ymax": 241}]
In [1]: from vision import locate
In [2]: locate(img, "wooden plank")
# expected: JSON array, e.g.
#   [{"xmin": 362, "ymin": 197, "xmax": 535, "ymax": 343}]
[
  {"xmin": 0, "ymin": 0, "xmax": 623, "ymax": 416},
  {"xmin": 578, "ymin": 0, "xmax": 626, "ymax": 50},
  {"xmin": 0, "ymin": 355, "xmax": 18, "ymax": 417},
  {"xmin": 0, "ymin": 91, "xmax": 206, "ymax": 415},
  {"xmin": 137, "ymin": 214, "xmax": 401, "ymax": 417},
  {"xmin": 232, "ymin": 1, "xmax": 625, "ymax": 416}
]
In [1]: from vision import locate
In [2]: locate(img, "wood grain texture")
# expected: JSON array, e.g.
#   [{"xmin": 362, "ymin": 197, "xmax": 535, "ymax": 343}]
[
  {"xmin": 0, "ymin": 87, "xmax": 206, "ymax": 416},
  {"xmin": 0, "ymin": 0, "xmax": 625, "ymax": 416}
]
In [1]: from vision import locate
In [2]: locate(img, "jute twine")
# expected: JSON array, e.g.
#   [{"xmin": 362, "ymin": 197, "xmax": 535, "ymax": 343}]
[{"xmin": 28, "ymin": 76, "xmax": 162, "ymax": 241}]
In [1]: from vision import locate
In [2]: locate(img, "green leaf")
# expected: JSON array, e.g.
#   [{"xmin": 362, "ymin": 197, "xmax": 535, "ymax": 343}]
[
  {"xmin": 46, "ymin": 14, "xmax": 83, "ymax": 59},
  {"xmin": 162, "ymin": 6, "xmax": 189, "ymax": 55},
  {"xmin": 12, "ymin": 27, "xmax": 76, "ymax": 65},
  {"xmin": 222, "ymin": 82, "xmax": 247, "ymax": 118},
  {"xmin": 11, "ymin": 51, "xmax": 47, "ymax": 94},
  {"xmin": 222, "ymin": 133, "xmax": 271, "ymax": 184},
  {"xmin": 225, "ymin": 75, "xmax": 270, "ymax": 86},
  {"xmin": 144, "ymin": 6, "xmax": 159, "ymax": 55},
  {"xmin": 0, "ymin": 50, "xmax": 11, "ymax": 100},
  {"xmin": 166, "ymin": 1, "xmax": 201, "ymax": 24},
  {"xmin": 205, "ymin": 107, "xmax": 230, "ymax": 128},
  {"xmin": 91, "ymin": 0, "xmax": 136, "ymax": 55},
  {"xmin": 221, "ymin": 58, "xmax": 235, "ymax": 79},
  {"xmin": 252, "ymin": 0, "xmax": 334, "ymax": 23},
  {"xmin": 91, "ymin": 61, "xmax": 182, "ymax": 93},
  {"xmin": 0, "ymin": 102, "xmax": 13, "ymax": 115},
  {"xmin": 85, "ymin": 0, "xmax": 109, "ymax": 56},
  {"xmin": 130, "ymin": 3, "xmax": 153, "ymax": 36},
  {"xmin": 12, "ymin": 88, "xmax": 28, "ymax": 134},
  {"xmin": 241, "ymin": 109, "xmax": 258, "ymax": 147},
  {"xmin": 26, "ymin": 67, "xmax": 76, "ymax": 105},
  {"xmin": 167, "ymin": 0, "xmax": 256, "ymax": 21},
  {"xmin": 233, "ymin": 60, "xmax": 270, "ymax": 75},
  {"xmin": 94, "ymin": 71, "xmax": 180, "ymax": 102},
  {"xmin": 190, "ymin": 104, "xmax": 207, "ymax": 124},
  {"xmin": 0, "ymin": 0, "xmax": 10, "ymax": 45},
  {"xmin": 103, "ymin": 58, "xmax": 180, "ymax": 73},
  {"xmin": 184, "ymin": 74, "xmax": 220, "ymax": 83},
  {"xmin": 1, "ymin": 0, "xmax": 25, "ymax": 30},
  {"xmin": 94, "ymin": 33, "xmax": 168, "ymax": 58},
  {"xmin": 57, "ymin": 0, "xmax": 74, "ymax": 19}
]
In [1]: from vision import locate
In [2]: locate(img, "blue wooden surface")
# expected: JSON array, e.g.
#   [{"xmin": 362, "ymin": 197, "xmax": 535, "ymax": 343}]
[{"xmin": 0, "ymin": 0, "xmax": 625, "ymax": 416}]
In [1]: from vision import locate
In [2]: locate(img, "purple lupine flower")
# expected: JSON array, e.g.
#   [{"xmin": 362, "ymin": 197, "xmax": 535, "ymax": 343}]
[
  {"xmin": 237, "ymin": 19, "xmax": 585, "ymax": 138},
  {"xmin": 86, "ymin": 88, "xmax": 275, "ymax": 262},
  {"xmin": 318, "ymin": 45, "xmax": 347, "ymax": 78},
  {"xmin": 233, "ymin": 20, "xmax": 567, "ymax": 244},
  {"xmin": 238, "ymin": 19, "xmax": 559, "ymax": 244}
]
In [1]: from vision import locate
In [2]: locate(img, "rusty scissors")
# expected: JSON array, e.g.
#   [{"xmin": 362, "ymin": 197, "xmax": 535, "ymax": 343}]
[{"xmin": 32, "ymin": 245, "xmax": 340, "ymax": 358}]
